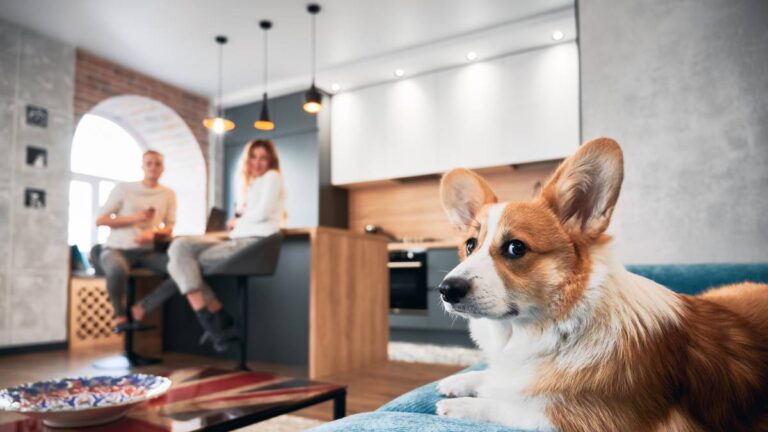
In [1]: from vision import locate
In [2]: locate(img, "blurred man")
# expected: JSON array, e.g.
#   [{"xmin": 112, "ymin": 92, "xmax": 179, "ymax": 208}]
[{"xmin": 96, "ymin": 150, "xmax": 176, "ymax": 331}]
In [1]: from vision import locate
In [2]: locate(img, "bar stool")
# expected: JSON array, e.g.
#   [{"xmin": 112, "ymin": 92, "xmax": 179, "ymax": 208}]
[
  {"xmin": 201, "ymin": 233, "xmax": 283, "ymax": 370},
  {"xmin": 89, "ymin": 245, "xmax": 164, "ymax": 369}
]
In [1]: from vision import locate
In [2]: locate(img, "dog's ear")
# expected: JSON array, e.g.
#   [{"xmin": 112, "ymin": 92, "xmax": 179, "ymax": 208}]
[
  {"xmin": 540, "ymin": 137, "xmax": 624, "ymax": 240},
  {"xmin": 440, "ymin": 168, "xmax": 498, "ymax": 231}
]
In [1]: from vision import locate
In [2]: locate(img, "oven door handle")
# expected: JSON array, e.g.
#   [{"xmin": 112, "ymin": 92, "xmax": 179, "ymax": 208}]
[{"xmin": 388, "ymin": 261, "xmax": 424, "ymax": 269}]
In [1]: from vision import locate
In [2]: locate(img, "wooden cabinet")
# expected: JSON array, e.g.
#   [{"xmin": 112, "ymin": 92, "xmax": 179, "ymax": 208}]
[
  {"xmin": 69, "ymin": 276, "xmax": 122, "ymax": 352},
  {"xmin": 331, "ymin": 42, "xmax": 579, "ymax": 185},
  {"xmin": 68, "ymin": 275, "xmax": 163, "ymax": 355}
]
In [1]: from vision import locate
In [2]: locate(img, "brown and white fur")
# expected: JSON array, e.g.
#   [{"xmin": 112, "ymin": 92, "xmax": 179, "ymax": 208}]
[{"xmin": 435, "ymin": 138, "xmax": 768, "ymax": 431}]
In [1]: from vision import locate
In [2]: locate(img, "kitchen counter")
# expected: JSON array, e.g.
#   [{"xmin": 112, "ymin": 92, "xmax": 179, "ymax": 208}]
[
  {"xmin": 164, "ymin": 226, "xmax": 389, "ymax": 379},
  {"xmin": 387, "ymin": 239, "xmax": 458, "ymax": 251}
]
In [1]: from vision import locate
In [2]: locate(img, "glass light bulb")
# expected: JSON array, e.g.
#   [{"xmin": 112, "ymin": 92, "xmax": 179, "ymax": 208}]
[
  {"xmin": 213, "ymin": 118, "xmax": 225, "ymax": 133},
  {"xmin": 303, "ymin": 101, "xmax": 322, "ymax": 114}
]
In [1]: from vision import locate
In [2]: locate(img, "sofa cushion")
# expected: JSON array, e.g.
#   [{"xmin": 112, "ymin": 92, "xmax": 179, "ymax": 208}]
[
  {"xmin": 309, "ymin": 411, "xmax": 525, "ymax": 432},
  {"xmin": 627, "ymin": 263, "xmax": 768, "ymax": 295},
  {"xmin": 378, "ymin": 364, "xmax": 486, "ymax": 415}
]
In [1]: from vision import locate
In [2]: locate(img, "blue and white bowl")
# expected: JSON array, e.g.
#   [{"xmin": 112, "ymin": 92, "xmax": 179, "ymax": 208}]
[{"xmin": 0, "ymin": 374, "xmax": 171, "ymax": 428}]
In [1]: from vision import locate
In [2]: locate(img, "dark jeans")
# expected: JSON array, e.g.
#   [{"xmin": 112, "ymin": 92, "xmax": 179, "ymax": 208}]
[{"xmin": 99, "ymin": 247, "xmax": 178, "ymax": 318}]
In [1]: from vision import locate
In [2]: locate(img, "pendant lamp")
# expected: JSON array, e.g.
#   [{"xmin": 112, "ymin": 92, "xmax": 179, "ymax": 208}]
[
  {"xmin": 303, "ymin": 4, "xmax": 323, "ymax": 114},
  {"xmin": 203, "ymin": 35, "xmax": 235, "ymax": 133},
  {"xmin": 254, "ymin": 20, "xmax": 275, "ymax": 131}
]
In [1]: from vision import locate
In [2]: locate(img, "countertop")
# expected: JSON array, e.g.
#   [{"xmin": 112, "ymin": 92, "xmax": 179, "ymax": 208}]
[
  {"xmin": 282, "ymin": 226, "xmax": 390, "ymax": 242},
  {"xmin": 387, "ymin": 239, "xmax": 458, "ymax": 251}
]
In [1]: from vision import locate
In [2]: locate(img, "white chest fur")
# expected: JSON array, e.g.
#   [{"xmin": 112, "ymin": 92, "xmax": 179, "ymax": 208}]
[
  {"xmin": 472, "ymin": 319, "xmax": 551, "ymax": 396},
  {"xmin": 437, "ymin": 318, "xmax": 557, "ymax": 430}
]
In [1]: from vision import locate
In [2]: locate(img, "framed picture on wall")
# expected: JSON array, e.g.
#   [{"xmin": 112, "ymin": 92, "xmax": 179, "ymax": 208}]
[
  {"xmin": 24, "ymin": 188, "xmax": 46, "ymax": 209},
  {"xmin": 25, "ymin": 105, "xmax": 48, "ymax": 128},
  {"xmin": 26, "ymin": 146, "xmax": 48, "ymax": 168}
]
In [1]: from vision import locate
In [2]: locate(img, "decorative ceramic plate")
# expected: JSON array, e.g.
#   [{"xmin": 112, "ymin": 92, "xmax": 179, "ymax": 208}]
[{"xmin": 0, "ymin": 374, "xmax": 171, "ymax": 428}]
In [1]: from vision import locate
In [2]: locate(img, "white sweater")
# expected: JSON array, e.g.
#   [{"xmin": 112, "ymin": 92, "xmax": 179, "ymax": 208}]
[
  {"xmin": 100, "ymin": 182, "xmax": 176, "ymax": 249},
  {"xmin": 230, "ymin": 170, "xmax": 285, "ymax": 238}
]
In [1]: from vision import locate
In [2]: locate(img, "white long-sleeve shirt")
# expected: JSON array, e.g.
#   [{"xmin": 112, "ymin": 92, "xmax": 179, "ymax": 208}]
[{"xmin": 230, "ymin": 170, "xmax": 285, "ymax": 238}]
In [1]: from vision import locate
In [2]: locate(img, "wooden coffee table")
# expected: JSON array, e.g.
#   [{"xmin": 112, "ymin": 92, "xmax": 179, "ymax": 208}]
[{"xmin": 0, "ymin": 367, "xmax": 345, "ymax": 432}]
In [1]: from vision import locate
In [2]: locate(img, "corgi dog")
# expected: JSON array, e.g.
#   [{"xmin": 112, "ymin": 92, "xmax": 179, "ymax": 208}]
[{"xmin": 435, "ymin": 138, "xmax": 768, "ymax": 431}]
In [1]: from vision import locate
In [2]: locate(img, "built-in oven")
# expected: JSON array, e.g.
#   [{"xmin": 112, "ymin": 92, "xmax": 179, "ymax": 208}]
[{"xmin": 389, "ymin": 250, "xmax": 428, "ymax": 313}]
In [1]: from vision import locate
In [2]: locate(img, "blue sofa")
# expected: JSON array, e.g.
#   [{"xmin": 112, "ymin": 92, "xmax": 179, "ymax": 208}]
[{"xmin": 311, "ymin": 264, "xmax": 768, "ymax": 431}]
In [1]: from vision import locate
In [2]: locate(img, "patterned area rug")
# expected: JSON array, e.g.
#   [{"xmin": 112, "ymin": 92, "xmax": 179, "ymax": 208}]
[
  {"xmin": 236, "ymin": 414, "xmax": 324, "ymax": 431},
  {"xmin": 388, "ymin": 341, "xmax": 484, "ymax": 366}
]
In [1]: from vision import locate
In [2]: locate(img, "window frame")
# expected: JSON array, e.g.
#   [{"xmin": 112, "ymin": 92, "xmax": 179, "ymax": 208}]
[
  {"xmin": 70, "ymin": 172, "xmax": 121, "ymax": 251},
  {"xmin": 69, "ymin": 113, "xmax": 148, "ymax": 253}
]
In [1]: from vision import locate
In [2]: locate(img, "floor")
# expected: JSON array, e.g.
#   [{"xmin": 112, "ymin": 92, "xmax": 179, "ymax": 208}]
[{"xmin": 0, "ymin": 347, "xmax": 462, "ymax": 426}]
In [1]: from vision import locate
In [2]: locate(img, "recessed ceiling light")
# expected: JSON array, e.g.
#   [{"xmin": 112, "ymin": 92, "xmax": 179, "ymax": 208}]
[
  {"xmin": 331, "ymin": 83, "xmax": 341, "ymax": 92},
  {"xmin": 393, "ymin": 68, "xmax": 405, "ymax": 78},
  {"xmin": 552, "ymin": 30, "xmax": 564, "ymax": 41},
  {"xmin": 466, "ymin": 51, "xmax": 478, "ymax": 61}
]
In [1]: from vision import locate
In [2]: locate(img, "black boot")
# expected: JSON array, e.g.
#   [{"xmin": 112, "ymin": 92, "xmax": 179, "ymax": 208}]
[
  {"xmin": 195, "ymin": 309, "xmax": 229, "ymax": 353},
  {"xmin": 196, "ymin": 309, "xmax": 239, "ymax": 353}
]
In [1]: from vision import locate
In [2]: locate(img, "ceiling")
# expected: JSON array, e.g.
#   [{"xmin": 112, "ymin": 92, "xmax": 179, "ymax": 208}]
[{"xmin": 0, "ymin": 0, "xmax": 575, "ymax": 107}]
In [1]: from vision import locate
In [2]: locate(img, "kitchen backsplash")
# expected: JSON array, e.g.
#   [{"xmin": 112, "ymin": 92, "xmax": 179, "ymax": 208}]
[{"xmin": 348, "ymin": 161, "xmax": 558, "ymax": 242}]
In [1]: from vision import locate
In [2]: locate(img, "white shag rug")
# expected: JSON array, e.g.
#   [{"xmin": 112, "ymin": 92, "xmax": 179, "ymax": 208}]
[
  {"xmin": 235, "ymin": 415, "xmax": 324, "ymax": 432},
  {"xmin": 388, "ymin": 341, "xmax": 484, "ymax": 366}
]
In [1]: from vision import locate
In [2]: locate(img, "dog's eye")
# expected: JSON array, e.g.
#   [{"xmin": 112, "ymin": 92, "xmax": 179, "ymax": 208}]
[
  {"xmin": 502, "ymin": 239, "xmax": 526, "ymax": 258},
  {"xmin": 465, "ymin": 237, "xmax": 478, "ymax": 255}
]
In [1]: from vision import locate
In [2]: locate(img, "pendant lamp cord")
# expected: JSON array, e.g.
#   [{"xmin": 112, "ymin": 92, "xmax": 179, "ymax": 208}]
[
  {"xmin": 217, "ymin": 41, "xmax": 224, "ymax": 118},
  {"xmin": 311, "ymin": 13, "xmax": 316, "ymax": 86},
  {"xmin": 263, "ymin": 28, "xmax": 269, "ymax": 96}
]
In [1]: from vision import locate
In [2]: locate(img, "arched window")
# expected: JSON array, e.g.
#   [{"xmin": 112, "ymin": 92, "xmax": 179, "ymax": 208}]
[
  {"xmin": 68, "ymin": 95, "xmax": 207, "ymax": 253},
  {"xmin": 68, "ymin": 114, "xmax": 144, "ymax": 252}
]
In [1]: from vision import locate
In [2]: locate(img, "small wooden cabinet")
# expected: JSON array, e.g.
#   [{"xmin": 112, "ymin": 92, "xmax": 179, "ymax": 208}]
[
  {"xmin": 68, "ymin": 275, "xmax": 163, "ymax": 355},
  {"xmin": 68, "ymin": 276, "xmax": 122, "ymax": 351}
]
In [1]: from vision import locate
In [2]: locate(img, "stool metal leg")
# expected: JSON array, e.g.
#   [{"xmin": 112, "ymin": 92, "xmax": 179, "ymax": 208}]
[
  {"xmin": 237, "ymin": 276, "xmax": 250, "ymax": 371},
  {"xmin": 124, "ymin": 277, "xmax": 135, "ymax": 356},
  {"xmin": 94, "ymin": 276, "xmax": 160, "ymax": 369},
  {"xmin": 124, "ymin": 277, "xmax": 161, "ymax": 367}
]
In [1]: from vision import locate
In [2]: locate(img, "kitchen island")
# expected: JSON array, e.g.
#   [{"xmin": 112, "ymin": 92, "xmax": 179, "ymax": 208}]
[{"xmin": 163, "ymin": 227, "xmax": 389, "ymax": 379}]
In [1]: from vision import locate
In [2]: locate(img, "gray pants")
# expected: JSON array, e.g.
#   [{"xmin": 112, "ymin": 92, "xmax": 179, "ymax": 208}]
[
  {"xmin": 167, "ymin": 235, "xmax": 261, "ymax": 302},
  {"xmin": 99, "ymin": 247, "xmax": 177, "ymax": 317}
]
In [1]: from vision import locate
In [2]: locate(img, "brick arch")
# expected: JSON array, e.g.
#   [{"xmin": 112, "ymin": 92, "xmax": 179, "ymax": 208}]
[
  {"xmin": 75, "ymin": 49, "xmax": 212, "ymax": 235},
  {"xmin": 88, "ymin": 95, "xmax": 206, "ymax": 234}
]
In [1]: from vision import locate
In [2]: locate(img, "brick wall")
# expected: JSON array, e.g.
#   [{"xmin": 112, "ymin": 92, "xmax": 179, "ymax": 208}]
[{"xmin": 74, "ymin": 50, "xmax": 210, "ymax": 164}]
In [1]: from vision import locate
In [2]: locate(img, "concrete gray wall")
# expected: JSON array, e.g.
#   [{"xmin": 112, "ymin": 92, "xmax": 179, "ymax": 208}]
[
  {"xmin": 579, "ymin": 0, "xmax": 768, "ymax": 264},
  {"xmin": 0, "ymin": 19, "xmax": 75, "ymax": 347}
]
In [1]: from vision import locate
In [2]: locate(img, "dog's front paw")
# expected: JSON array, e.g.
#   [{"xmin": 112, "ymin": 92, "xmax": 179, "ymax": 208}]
[
  {"xmin": 436, "ymin": 397, "xmax": 484, "ymax": 420},
  {"xmin": 437, "ymin": 371, "xmax": 482, "ymax": 397}
]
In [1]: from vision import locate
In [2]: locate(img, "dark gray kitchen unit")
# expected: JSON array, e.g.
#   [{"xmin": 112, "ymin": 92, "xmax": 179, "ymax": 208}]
[{"xmin": 390, "ymin": 247, "xmax": 473, "ymax": 347}]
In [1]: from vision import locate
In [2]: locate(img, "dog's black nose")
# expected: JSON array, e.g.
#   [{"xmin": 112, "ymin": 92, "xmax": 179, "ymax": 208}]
[{"xmin": 439, "ymin": 278, "xmax": 470, "ymax": 304}]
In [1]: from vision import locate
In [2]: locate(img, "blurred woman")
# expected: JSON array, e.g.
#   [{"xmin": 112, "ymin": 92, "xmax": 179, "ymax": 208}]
[{"xmin": 167, "ymin": 139, "xmax": 285, "ymax": 352}]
